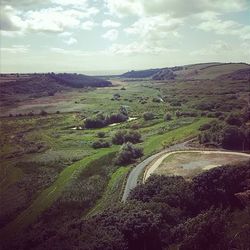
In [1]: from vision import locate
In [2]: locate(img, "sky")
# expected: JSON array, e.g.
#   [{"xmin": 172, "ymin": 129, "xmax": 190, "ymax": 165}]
[{"xmin": 0, "ymin": 0, "xmax": 250, "ymax": 74}]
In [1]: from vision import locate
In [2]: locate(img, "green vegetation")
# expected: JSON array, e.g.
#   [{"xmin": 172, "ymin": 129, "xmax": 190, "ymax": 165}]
[
  {"xmin": 0, "ymin": 62, "xmax": 249, "ymax": 249},
  {"xmin": 116, "ymin": 143, "xmax": 143, "ymax": 166}
]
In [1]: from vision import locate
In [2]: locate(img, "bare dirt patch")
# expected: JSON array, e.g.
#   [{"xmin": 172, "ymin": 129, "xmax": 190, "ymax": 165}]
[{"xmin": 154, "ymin": 151, "xmax": 250, "ymax": 180}]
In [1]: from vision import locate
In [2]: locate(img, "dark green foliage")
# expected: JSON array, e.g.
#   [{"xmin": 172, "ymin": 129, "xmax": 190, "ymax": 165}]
[
  {"xmin": 226, "ymin": 113, "xmax": 242, "ymax": 126},
  {"xmin": 120, "ymin": 68, "xmax": 160, "ymax": 78},
  {"xmin": 199, "ymin": 123, "xmax": 211, "ymax": 131},
  {"xmin": 50, "ymin": 73, "xmax": 112, "ymax": 88},
  {"xmin": 97, "ymin": 131, "xmax": 105, "ymax": 138},
  {"xmin": 40, "ymin": 110, "xmax": 47, "ymax": 116},
  {"xmin": 164, "ymin": 113, "xmax": 172, "ymax": 121},
  {"xmin": 85, "ymin": 113, "xmax": 128, "ymax": 129},
  {"xmin": 192, "ymin": 161, "xmax": 250, "ymax": 210},
  {"xmin": 221, "ymin": 125, "xmax": 245, "ymax": 149},
  {"xmin": 198, "ymin": 118, "xmax": 249, "ymax": 150},
  {"xmin": 106, "ymin": 113, "xmax": 128, "ymax": 124},
  {"xmin": 92, "ymin": 140, "xmax": 111, "ymax": 149},
  {"xmin": 143, "ymin": 112, "xmax": 154, "ymax": 121},
  {"xmin": 84, "ymin": 115, "xmax": 107, "ymax": 129},
  {"xmin": 176, "ymin": 208, "xmax": 229, "ymax": 250},
  {"xmin": 116, "ymin": 143, "xmax": 143, "ymax": 165},
  {"xmin": 112, "ymin": 130, "xmax": 142, "ymax": 145}
]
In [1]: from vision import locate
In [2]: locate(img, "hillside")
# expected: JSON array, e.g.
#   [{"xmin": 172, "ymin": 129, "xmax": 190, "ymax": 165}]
[
  {"xmin": 120, "ymin": 68, "xmax": 161, "ymax": 78},
  {"xmin": 120, "ymin": 62, "xmax": 250, "ymax": 81},
  {"xmin": 0, "ymin": 73, "xmax": 112, "ymax": 106}
]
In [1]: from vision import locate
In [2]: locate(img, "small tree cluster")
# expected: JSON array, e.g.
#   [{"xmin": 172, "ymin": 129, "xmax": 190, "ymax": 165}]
[
  {"xmin": 164, "ymin": 113, "xmax": 172, "ymax": 121},
  {"xmin": 143, "ymin": 112, "xmax": 154, "ymax": 121},
  {"xmin": 116, "ymin": 142, "xmax": 143, "ymax": 165},
  {"xmin": 112, "ymin": 130, "xmax": 142, "ymax": 145},
  {"xmin": 92, "ymin": 140, "xmax": 111, "ymax": 149}
]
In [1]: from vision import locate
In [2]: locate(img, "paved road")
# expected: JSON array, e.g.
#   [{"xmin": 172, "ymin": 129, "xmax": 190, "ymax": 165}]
[
  {"xmin": 121, "ymin": 141, "xmax": 190, "ymax": 202},
  {"xmin": 122, "ymin": 141, "xmax": 250, "ymax": 202},
  {"xmin": 143, "ymin": 150, "xmax": 250, "ymax": 182}
]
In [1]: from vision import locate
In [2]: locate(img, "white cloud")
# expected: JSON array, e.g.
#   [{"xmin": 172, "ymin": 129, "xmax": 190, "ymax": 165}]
[
  {"xmin": 123, "ymin": 15, "xmax": 182, "ymax": 53},
  {"xmin": 58, "ymin": 31, "xmax": 72, "ymax": 37},
  {"xmin": 24, "ymin": 7, "xmax": 89, "ymax": 32},
  {"xmin": 0, "ymin": 4, "xmax": 99, "ymax": 34},
  {"xmin": 50, "ymin": 47, "xmax": 103, "ymax": 57},
  {"xmin": 109, "ymin": 41, "xmax": 178, "ymax": 55},
  {"xmin": 81, "ymin": 20, "xmax": 97, "ymax": 30},
  {"xmin": 0, "ymin": 45, "xmax": 30, "ymax": 53},
  {"xmin": 0, "ymin": 5, "xmax": 26, "ymax": 31},
  {"xmin": 105, "ymin": 0, "xmax": 143, "ymax": 17},
  {"xmin": 102, "ymin": 29, "xmax": 119, "ymax": 41},
  {"xmin": 198, "ymin": 17, "xmax": 250, "ymax": 41},
  {"xmin": 51, "ymin": 0, "xmax": 88, "ymax": 9},
  {"xmin": 105, "ymin": 0, "xmax": 249, "ymax": 18},
  {"xmin": 63, "ymin": 37, "xmax": 77, "ymax": 45},
  {"xmin": 190, "ymin": 40, "xmax": 231, "ymax": 56},
  {"xmin": 102, "ymin": 19, "xmax": 121, "ymax": 28}
]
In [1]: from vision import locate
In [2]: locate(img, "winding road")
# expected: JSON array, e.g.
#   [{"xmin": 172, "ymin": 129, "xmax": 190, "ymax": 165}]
[
  {"xmin": 122, "ymin": 142, "xmax": 250, "ymax": 202},
  {"xmin": 121, "ymin": 141, "xmax": 190, "ymax": 202}
]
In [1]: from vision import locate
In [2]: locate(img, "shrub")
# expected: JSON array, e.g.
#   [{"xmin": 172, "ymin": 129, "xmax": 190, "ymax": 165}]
[
  {"xmin": 92, "ymin": 140, "xmax": 111, "ymax": 149},
  {"xmin": 116, "ymin": 142, "xmax": 143, "ymax": 165},
  {"xmin": 97, "ymin": 132, "xmax": 105, "ymax": 138},
  {"xmin": 143, "ymin": 112, "xmax": 154, "ymax": 121},
  {"xmin": 221, "ymin": 126, "xmax": 245, "ymax": 150},
  {"xmin": 152, "ymin": 97, "xmax": 161, "ymax": 103},
  {"xmin": 106, "ymin": 113, "xmax": 128, "ymax": 124},
  {"xmin": 112, "ymin": 130, "xmax": 142, "ymax": 145},
  {"xmin": 40, "ymin": 110, "xmax": 47, "ymax": 116},
  {"xmin": 85, "ymin": 117, "xmax": 106, "ymax": 129},
  {"xmin": 124, "ymin": 131, "xmax": 142, "ymax": 144},
  {"xmin": 226, "ymin": 113, "xmax": 242, "ymax": 126},
  {"xmin": 164, "ymin": 113, "xmax": 172, "ymax": 121},
  {"xmin": 199, "ymin": 123, "xmax": 211, "ymax": 131}
]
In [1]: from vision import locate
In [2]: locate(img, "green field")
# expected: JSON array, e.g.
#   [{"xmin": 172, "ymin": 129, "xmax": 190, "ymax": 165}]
[{"xmin": 0, "ymin": 64, "xmax": 249, "ymax": 244}]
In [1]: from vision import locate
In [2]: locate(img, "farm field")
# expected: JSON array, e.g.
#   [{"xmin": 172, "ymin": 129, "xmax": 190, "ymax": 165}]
[{"xmin": 0, "ymin": 62, "xmax": 249, "ymax": 248}]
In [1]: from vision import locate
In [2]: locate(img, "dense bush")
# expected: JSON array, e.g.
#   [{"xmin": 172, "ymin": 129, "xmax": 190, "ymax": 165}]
[
  {"xmin": 221, "ymin": 125, "xmax": 245, "ymax": 150},
  {"xmin": 92, "ymin": 140, "xmax": 111, "ymax": 149},
  {"xmin": 97, "ymin": 131, "xmax": 105, "ymax": 138},
  {"xmin": 116, "ymin": 143, "xmax": 143, "ymax": 165},
  {"xmin": 199, "ymin": 123, "xmax": 211, "ymax": 131},
  {"xmin": 225, "ymin": 113, "xmax": 242, "ymax": 126},
  {"xmin": 143, "ymin": 112, "xmax": 155, "ymax": 121},
  {"xmin": 106, "ymin": 113, "xmax": 128, "ymax": 124},
  {"xmin": 199, "ymin": 119, "xmax": 249, "ymax": 150},
  {"xmin": 112, "ymin": 130, "xmax": 142, "ymax": 145},
  {"xmin": 164, "ymin": 113, "xmax": 172, "ymax": 121},
  {"xmin": 85, "ymin": 112, "xmax": 128, "ymax": 129},
  {"xmin": 84, "ymin": 114, "xmax": 107, "ymax": 129}
]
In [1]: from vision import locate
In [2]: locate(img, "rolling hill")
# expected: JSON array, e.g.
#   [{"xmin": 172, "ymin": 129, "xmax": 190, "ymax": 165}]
[{"xmin": 120, "ymin": 62, "xmax": 250, "ymax": 81}]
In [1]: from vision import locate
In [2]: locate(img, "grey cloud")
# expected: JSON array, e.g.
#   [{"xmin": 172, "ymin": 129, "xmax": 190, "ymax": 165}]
[{"xmin": 0, "ymin": 12, "xmax": 19, "ymax": 31}]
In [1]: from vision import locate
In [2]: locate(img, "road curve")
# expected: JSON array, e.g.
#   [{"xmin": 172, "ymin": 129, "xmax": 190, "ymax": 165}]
[
  {"xmin": 122, "ymin": 142, "xmax": 250, "ymax": 202},
  {"xmin": 143, "ymin": 150, "xmax": 250, "ymax": 183},
  {"xmin": 121, "ymin": 141, "xmax": 190, "ymax": 202}
]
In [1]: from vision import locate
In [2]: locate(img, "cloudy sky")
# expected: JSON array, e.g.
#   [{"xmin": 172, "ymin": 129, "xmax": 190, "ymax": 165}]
[{"xmin": 0, "ymin": 0, "xmax": 250, "ymax": 73}]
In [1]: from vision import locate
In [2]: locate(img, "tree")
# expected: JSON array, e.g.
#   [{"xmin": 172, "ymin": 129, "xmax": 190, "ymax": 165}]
[
  {"xmin": 143, "ymin": 112, "xmax": 154, "ymax": 121},
  {"xmin": 226, "ymin": 113, "xmax": 242, "ymax": 126},
  {"xmin": 112, "ymin": 130, "xmax": 142, "ymax": 145},
  {"xmin": 164, "ymin": 113, "xmax": 172, "ymax": 121},
  {"xmin": 116, "ymin": 143, "xmax": 143, "ymax": 165},
  {"xmin": 221, "ymin": 126, "xmax": 245, "ymax": 150}
]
